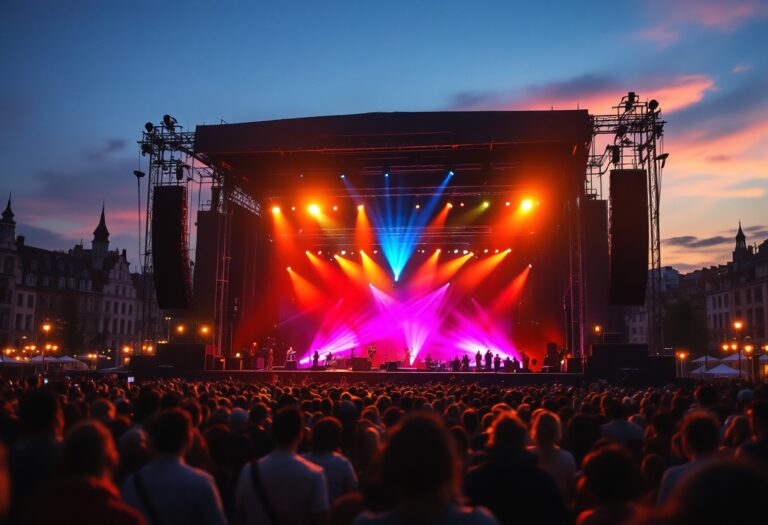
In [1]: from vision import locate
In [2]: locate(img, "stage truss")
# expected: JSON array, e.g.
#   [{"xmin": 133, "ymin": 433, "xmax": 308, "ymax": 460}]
[
  {"xmin": 136, "ymin": 117, "xmax": 260, "ymax": 358},
  {"xmin": 587, "ymin": 93, "xmax": 667, "ymax": 355}
]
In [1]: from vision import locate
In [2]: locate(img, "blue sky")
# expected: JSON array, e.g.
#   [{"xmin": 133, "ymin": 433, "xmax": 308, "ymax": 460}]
[{"xmin": 1, "ymin": 0, "xmax": 767, "ymax": 272}]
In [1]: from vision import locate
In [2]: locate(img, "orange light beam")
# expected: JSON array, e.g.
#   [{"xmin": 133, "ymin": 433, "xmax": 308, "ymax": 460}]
[
  {"xmin": 454, "ymin": 250, "xmax": 509, "ymax": 290},
  {"xmin": 334, "ymin": 254, "xmax": 367, "ymax": 285},
  {"xmin": 490, "ymin": 265, "xmax": 531, "ymax": 314},
  {"xmin": 306, "ymin": 251, "xmax": 341, "ymax": 284},
  {"xmin": 410, "ymin": 249, "xmax": 442, "ymax": 290},
  {"xmin": 287, "ymin": 267, "xmax": 326, "ymax": 308},
  {"xmin": 355, "ymin": 205, "xmax": 374, "ymax": 250},
  {"xmin": 434, "ymin": 252, "xmax": 473, "ymax": 283},
  {"xmin": 360, "ymin": 250, "xmax": 390, "ymax": 288}
]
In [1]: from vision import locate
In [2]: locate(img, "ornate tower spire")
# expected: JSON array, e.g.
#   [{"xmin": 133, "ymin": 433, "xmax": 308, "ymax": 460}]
[
  {"xmin": 733, "ymin": 220, "xmax": 748, "ymax": 263},
  {"xmin": 93, "ymin": 203, "xmax": 110, "ymax": 244},
  {"xmin": 1, "ymin": 194, "xmax": 15, "ymax": 225}
]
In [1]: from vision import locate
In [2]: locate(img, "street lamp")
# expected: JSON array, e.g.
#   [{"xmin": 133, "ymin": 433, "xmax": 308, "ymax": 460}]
[
  {"xmin": 41, "ymin": 322, "xmax": 51, "ymax": 375},
  {"xmin": 734, "ymin": 321, "xmax": 745, "ymax": 380},
  {"xmin": 676, "ymin": 351, "xmax": 689, "ymax": 378}
]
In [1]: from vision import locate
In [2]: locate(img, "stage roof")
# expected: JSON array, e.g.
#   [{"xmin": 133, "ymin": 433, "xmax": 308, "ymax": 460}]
[{"xmin": 194, "ymin": 110, "xmax": 592, "ymax": 196}]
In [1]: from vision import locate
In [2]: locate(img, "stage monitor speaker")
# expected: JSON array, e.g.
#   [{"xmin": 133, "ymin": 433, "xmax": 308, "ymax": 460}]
[
  {"xmin": 586, "ymin": 343, "xmax": 649, "ymax": 383},
  {"xmin": 152, "ymin": 186, "xmax": 192, "ymax": 309},
  {"xmin": 351, "ymin": 357, "xmax": 372, "ymax": 371},
  {"xmin": 156, "ymin": 343, "xmax": 213, "ymax": 370},
  {"xmin": 609, "ymin": 170, "xmax": 649, "ymax": 305},
  {"xmin": 385, "ymin": 361, "xmax": 398, "ymax": 372},
  {"xmin": 284, "ymin": 361, "xmax": 298, "ymax": 370}
]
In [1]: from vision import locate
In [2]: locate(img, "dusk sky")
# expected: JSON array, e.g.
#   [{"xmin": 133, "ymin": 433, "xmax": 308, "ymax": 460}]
[{"xmin": 1, "ymin": 0, "xmax": 766, "ymax": 273}]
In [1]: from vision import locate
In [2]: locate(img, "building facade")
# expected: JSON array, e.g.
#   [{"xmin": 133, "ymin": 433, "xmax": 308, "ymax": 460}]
[
  {"xmin": 0, "ymin": 199, "xmax": 160, "ymax": 355},
  {"xmin": 705, "ymin": 223, "xmax": 768, "ymax": 352}
]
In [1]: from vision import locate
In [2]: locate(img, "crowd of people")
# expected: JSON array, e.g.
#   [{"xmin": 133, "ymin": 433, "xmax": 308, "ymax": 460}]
[{"xmin": 1, "ymin": 375, "xmax": 768, "ymax": 524}]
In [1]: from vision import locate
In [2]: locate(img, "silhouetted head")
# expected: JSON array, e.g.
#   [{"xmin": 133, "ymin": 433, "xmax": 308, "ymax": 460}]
[
  {"xmin": 681, "ymin": 411, "xmax": 719, "ymax": 460},
  {"xmin": 487, "ymin": 412, "xmax": 528, "ymax": 452},
  {"xmin": 381, "ymin": 412, "xmax": 459, "ymax": 502},
  {"xmin": 272, "ymin": 405, "xmax": 304, "ymax": 448},
  {"xmin": 582, "ymin": 444, "xmax": 643, "ymax": 505},
  {"xmin": 60, "ymin": 421, "xmax": 118, "ymax": 479},
  {"xmin": 311, "ymin": 416, "xmax": 342, "ymax": 454},
  {"xmin": 531, "ymin": 409, "xmax": 563, "ymax": 447},
  {"xmin": 146, "ymin": 408, "xmax": 192, "ymax": 457}
]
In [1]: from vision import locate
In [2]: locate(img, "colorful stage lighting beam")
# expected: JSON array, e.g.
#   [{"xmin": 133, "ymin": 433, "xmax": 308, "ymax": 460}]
[
  {"xmin": 306, "ymin": 250, "xmax": 341, "ymax": 284},
  {"xmin": 308, "ymin": 203, "xmax": 320, "ymax": 216},
  {"xmin": 439, "ymin": 301, "xmax": 519, "ymax": 360},
  {"xmin": 372, "ymin": 170, "xmax": 453, "ymax": 282},
  {"xmin": 520, "ymin": 198, "xmax": 536, "ymax": 212},
  {"xmin": 491, "ymin": 265, "xmax": 532, "ymax": 314},
  {"xmin": 360, "ymin": 250, "xmax": 390, "ymax": 288},
  {"xmin": 434, "ymin": 252, "xmax": 473, "ymax": 283},
  {"xmin": 455, "ymin": 250, "xmax": 509, "ymax": 291},
  {"xmin": 287, "ymin": 267, "xmax": 326, "ymax": 308},
  {"xmin": 271, "ymin": 206, "xmax": 281, "ymax": 214},
  {"xmin": 355, "ymin": 202, "xmax": 374, "ymax": 250},
  {"xmin": 334, "ymin": 253, "xmax": 366, "ymax": 285},
  {"xmin": 410, "ymin": 248, "xmax": 441, "ymax": 290}
]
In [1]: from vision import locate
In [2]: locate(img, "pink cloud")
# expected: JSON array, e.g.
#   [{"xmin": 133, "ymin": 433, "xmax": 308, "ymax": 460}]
[
  {"xmin": 454, "ymin": 74, "xmax": 714, "ymax": 115},
  {"xmin": 637, "ymin": 0, "xmax": 767, "ymax": 45}
]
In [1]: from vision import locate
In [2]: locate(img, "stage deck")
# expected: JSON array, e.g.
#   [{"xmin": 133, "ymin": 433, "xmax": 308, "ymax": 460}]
[{"xmin": 133, "ymin": 368, "xmax": 583, "ymax": 386}]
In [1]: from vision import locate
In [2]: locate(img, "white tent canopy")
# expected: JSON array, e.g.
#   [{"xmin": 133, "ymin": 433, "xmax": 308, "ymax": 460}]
[
  {"xmin": 691, "ymin": 355, "xmax": 720, "ymax": 364},
  {"xmin": 703, "ymin": 363, "xmax": 740, "ymax": 377},
  {"xmin": 29, "ymin": 355, "xmax": 58, "ymax": 364},
  {"xmin": 689, "ymin": 365, "xmax": 707, "ymax": 377},
  {"xmin": 720, "ymin": 353, "xmax": 742, "ymax": 362}
]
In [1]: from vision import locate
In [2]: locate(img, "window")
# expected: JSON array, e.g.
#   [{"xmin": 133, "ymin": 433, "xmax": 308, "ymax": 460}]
[
  {"xmin": 129, "ymin": 304, "xmax": 133, "ymax": 315},
  {"xmin": 121, "ymin": 303, "xmax": 126, "ymax": 315},
  {"xmin": 4, "ymin": 256, "xmax": 14, "ymax": 274},
  {"xmin": 735, "ymin": 291, "xmax": 741, "ymax": 306},
  {"xmin": 25, "ymin": 314, "xmax": 31, "ymax": 331},
  {"xmin": 717, "ymin": 296, "xmax": 723, "ymax": 309},
  {"xmin": 756, "ymin": 308, "xmax": 764, "ymax": 325},
  {"xmin": 26, "ymin": 274, "xmax": 36, "ymax": 286},
  {"xmin": 105, "ymin": 301, "xmax": 111, "ymax": 313},
  {"xmin": 57, "ymin": 277, "xmax": 65, "ymax": 288},
  {"xmin": 112, "ymin": 319, "xmax": 117, "ymax": 333},
  {"xmin": 15, "ymin": 313, "xmax": 21, "ymax": 330},
  {"xmin": 756, "ymin": 287, "xmax": 763, "ymax": 302},
  {"xmin": 27, "ymin": 295, "xmax": 33, "ymax": 308},
  {"xmin": 747, "ymin": 289, "xmax": 753, "ymax": 303},
  {"xmin": 68, "ymin": 278, "xmax": 76, "ymax": 289},
  {"xmin": 16, "ymin": 293, "xmax": 23, "ymax": 308},
  {"xmin": 113, "ymin": 302, "xmax": 118, "ymax": 314},
  {"xmin": 119, "ymin": 319, "xmax": 125, "ymax": 334},
  {"xmin": 725, "ymin": 295, "xmax": 729, "ymax": 307}
]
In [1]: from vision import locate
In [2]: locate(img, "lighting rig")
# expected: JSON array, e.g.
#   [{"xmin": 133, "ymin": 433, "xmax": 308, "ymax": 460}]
[
  {"xmin": 136, "ymin": 116, "xmax": 260, "ymax": 358},
  {"xmin": 587, "ymin": 92, "xmax": 667, "ymax": 355}
]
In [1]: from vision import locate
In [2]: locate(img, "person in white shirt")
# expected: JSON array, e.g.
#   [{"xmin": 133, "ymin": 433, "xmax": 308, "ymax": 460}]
[
  {"xmin": 657, "ymin": 411, "xmax": 720, "ymax": 504},
  {"xmin": 122, "ymin": 408, "xmax": 227, "ymax": 525},
  {"xmin": 303, "ymin": 416, "xmax": 358, "ymax": 504},
  {"xmin": 236, "ymin": 405, "xmax": 329, "ymax": 525},
  {"xmin": 527, "ymin": 409, "xmax": 576, "ymax": 499}
]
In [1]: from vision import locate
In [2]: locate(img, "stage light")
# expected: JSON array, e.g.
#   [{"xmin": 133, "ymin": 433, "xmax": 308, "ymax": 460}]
[
  {"xmin": 373, "ymin": 249, "xmax": 378, "ymax": 254},
  {"xmin": 453, "ymin": 249, "xmax": 459, "ymax": 254},
  {"xmin": 495, "ymin": 249, "xmax": 500, "ymax": 253},
  {"xmin": 648, "ymin": 99, "xmax": 659, "ymax": 112},
  {"xmin": 317, "ymin": 250, "xmax": 323, "ymax": 255},
  {"xmin": 436, "ymin": 248, "xmax": 441, "ymax": 253},
  {"xmin": 340, "ymin": 250, "xmax": 347, "ymax": 255},
  {"xmin": 291, "ymin": 206, "xmax": 296, "ymax": 211},
  {"xmin": 200, "ymin": 325, "xmax": 210, "ymax": 335},
  {"xmin": 528, "ymin": 263, "xmax": 533, "ymax": 268},
  {"xmin": 415, "ymin": 204, "xmax": 421, "ymax": 209},
  {"xmin": 448, "ymin": 170, "xmax": 454, "ymax": 177},
  {"xmin": 520, "ymin": 199, "xmax": 535, "ymax": 212},
  {"xmin": 447, "ymin": 202, "xmax": 453, "ymax": 209},
  {"xmin": 506, "ymin": 248, "xmax": 512, "ymax": 253},
  {"xmin": 140, "ymin": 143, "xmax": 153, "ymax": 156},
  {"xmin": 460, "ymin": 202, "xmax": 465, "ymax": 207},
  {"xmin": 286, "ymin": 266, "xmax": 292, "ymax": 271},
  {"xmin": 484, "ymin": 249, "xmax": 489, "ymax": 253},
  {"xmin": 340, "ymin": 174, "xmax": 346, "ymax": 179},
  {"xmin": 357, "ymin": 204, "xmax": 364, "ymax": 211},
  {"xmin": 483, "ymin": 201, "xmax": 490, "ymax": 208},
  {"xmin": 271, "ymin": 206, "xmax": 281, "ymax": 214},
  {"xmin": 144, "ymin": 122, "xmax": 154, "ymax": 133},
  {"xmin": 308, "ymin": 204, "xmax": 320, "ymax": 216},
  {"xmin": 505, "ymin": 201, "xmax": 511, "ymax": 207},
  {"xmin": 332, "ymin": 205, "xmax": 338, "ymax": 211}
]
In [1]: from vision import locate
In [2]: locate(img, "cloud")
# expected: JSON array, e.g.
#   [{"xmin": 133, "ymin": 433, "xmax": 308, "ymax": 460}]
[
  {"xmin": 733, "ymin": 64, "xmax": 752, "ymax": 74},
  {"xmin": 637, "ymin": 0, "xmax": 768, "ymax": 45},
  {"xmin": 664, "ymin": 235, "xmax": 731, "ymax": 248},
  {"xmin": 449, "ymin": 73, "xmax": 714, "ymax": 115},
  {"xmin": 84, "ymin": 138, "xmax": 128, "ymax": 160}
]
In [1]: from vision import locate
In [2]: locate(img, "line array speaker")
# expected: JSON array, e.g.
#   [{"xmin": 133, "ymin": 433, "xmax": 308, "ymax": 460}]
[{"xmin": 152, "ymin": 185, "xmax": 192, "ymax": 309}]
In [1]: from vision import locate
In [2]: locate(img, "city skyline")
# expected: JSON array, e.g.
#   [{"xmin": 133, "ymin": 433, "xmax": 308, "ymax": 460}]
[{"xmin": 1, "ymin": 0, "xmax": 767, "ymax": 272}]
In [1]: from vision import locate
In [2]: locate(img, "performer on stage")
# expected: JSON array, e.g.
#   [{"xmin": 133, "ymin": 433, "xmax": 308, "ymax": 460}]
[
  {"xmin": 404, "ymin": 347, "xmax": 412, "ymax": 366},
  {"xmin": 325, "ymin": 350, "xmax": 332, "ymax": 367},
  {"xmin": 475, "ymin": 350, "xmax": 483, "ymax": 370},
  {"xmin": 312, "ymin": 350, "xmax": 320, "ymax": 368},
  {"xmin": 493, "ymin": 353, "xmax": 501, "ymax": 373},
  {"xmin": 247, "ymin": 341, "xmax": 258, "ymax": 369},
  {"xmin": 367, "ymin": 344, "xmax": 376, "ymax": 363},
  {"xmin": 424, "ymin": 352, "xmax": 433, "ymax": 370},
  {"xmin": 285, "ymin": 346, "xmax": 296, "ymax": 363},
  {"xmin": 266, "ymin": 348, "xmax": 274, "ymax": 371},
  {"xmin": 484, "ymin": 348, "xmax": 493, "ymax": 371},
  {"xmin": 461, "ymin": 354, "xmax": 470, "ymax": 372}
]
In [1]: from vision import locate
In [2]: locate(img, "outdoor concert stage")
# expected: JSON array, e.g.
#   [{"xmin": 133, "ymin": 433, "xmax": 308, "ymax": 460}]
[
  {"xmin": 158, "ymin": 110, "xmax": 603, "ymax": 371},
  {"xmin": 135, "ymin": 367, "xmax": 583, "ymax": 386}
]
